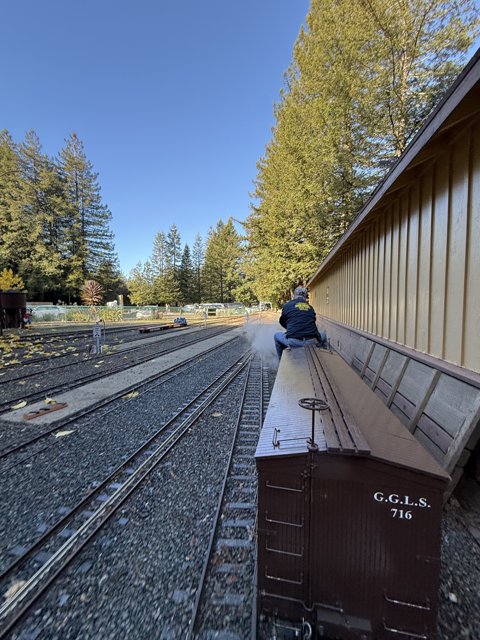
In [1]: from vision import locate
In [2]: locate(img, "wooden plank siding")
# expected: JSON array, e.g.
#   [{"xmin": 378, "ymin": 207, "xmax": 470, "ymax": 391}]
[
  {"xmin": 311, "ymin": 123, "xmax": 480, "ymax": 373},
  {"xmin": 307, "ymin": 53, "xmax": 480, "ymax": 485},
  {"xmin": 464, "ymin": 123, "xmax": 480, "ymax": 371}
]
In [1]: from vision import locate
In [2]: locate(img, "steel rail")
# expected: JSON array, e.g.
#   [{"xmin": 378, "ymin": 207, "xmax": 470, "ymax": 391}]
[
  {"xmin": 1, "ymin": 326, "xmax": 187, "ymax": 376},
  {"xmin": 250, "ymin": 360, "xmax": 266, "ymax": 640},
  {"xmin": 0, "ymin": 334, "xmax": 241, "ymax": 462},
  {"xmin": 12, "ymin": 315, "xmax": 241, "ymax": 350},
  {"xmin": 0, "ymin": 347, "xmax": 252, "ymax": 581},
  {"xmin": 0, "ymin": 325, "xmax": 236, "ymax": 413},
  {"xmin": 0, "ymin": 350, "xmax": 254, "ymax": 638},
  {"xmin": 187, "ymin": 355, "xmax": 264, "ymax": 639},
  {"xmin": 3, "ymin": 316, "xmax": 244, "ymax": 376}
]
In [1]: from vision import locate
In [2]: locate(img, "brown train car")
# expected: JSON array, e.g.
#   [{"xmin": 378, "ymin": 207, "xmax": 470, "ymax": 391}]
[{"xmin": 255, "ymin": 347, "xmax": 450, "ymax": 639}]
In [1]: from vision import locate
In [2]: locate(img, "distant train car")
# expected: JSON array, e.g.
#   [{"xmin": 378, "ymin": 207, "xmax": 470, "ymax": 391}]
[
  {"xmin": 255, "ymin": 347, "xmax": 449, "ymax": 639},
  {"xmin": 173, "ymin": 316, "xmax": 188, "ymax": 327}
]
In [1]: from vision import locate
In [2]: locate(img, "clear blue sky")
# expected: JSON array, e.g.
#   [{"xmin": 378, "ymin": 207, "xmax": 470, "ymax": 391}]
[{"xmin": 1, "ymin": 0, "xmax": 311, "ymax": 275}]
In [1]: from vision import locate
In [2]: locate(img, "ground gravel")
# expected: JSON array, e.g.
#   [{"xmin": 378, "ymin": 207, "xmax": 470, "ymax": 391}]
[
  {"xmin": 10, "ymin": 365, "xmax": 252, "ymax": 639},
  {"xmin": 0, "ymin": 325, "xmax": 233, "ymax": 411},
  {"xmin": 437, "ymin": 489, "xmax": 480, "ymax": 639},
  {"xmin": 0, "ymin": 335, "xmax": 249, "ymax": 572},
  {"xmin": 2, "ymin": 323, "xmax": 480, "ymax": 640}
]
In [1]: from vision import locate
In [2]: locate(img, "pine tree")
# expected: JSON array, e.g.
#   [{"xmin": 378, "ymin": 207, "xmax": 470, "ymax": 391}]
[
  {"xmin": 246, "ymin": 0, "xmax": 479, "ymax": 303},
  {"xmin": 156, "ymin": 268, "xmax": 181, "ymax": 306},
  {"xmin": 0, "ymin": 131, "xmax": 25, "ymax": 276},
  {"xmin": 191, "ymin": 234, "xmax": 204, "ymax": 303},
  {"xmin": 59, "ymin": 133, "xmax": 116, "ymax": 297},
  {"xmin": 179, "ymin": 244, "xmax": 194, "ymax": 303},
  {"xmin": 359, "ymin": 0, "xmax": 479, "ymax": 156},
  {"xmin": 96, "ymin": 258, "xmax": 126, "ymax": 301},
  {"xmin": 151, "ymin": 231, "xmax": 167, "ymax": 278},
  {"xmin": 17, "ymin": 131, "xmax": 66, "ymax": 298},
  {"xmin": 202, "ymin": 220, "xmax": 243, "ymax": 303},
  {"xmin": 165, "ymin": 224, "xmax": 182, "ymax": 277}
]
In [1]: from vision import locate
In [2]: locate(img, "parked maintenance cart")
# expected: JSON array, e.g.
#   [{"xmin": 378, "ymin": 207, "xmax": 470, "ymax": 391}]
[{"xmin": 255, "ymin": 346, "xmax": 450, "ymax": 639}]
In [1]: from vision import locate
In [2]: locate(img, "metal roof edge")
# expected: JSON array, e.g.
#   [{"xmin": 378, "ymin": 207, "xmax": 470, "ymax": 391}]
[{"xmin": 308, "ymin": 46, "xmax": 480, "ymax": 287}]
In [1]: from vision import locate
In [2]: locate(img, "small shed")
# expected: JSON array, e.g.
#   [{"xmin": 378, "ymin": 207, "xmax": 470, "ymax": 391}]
[
  {"xmin": 255, "ymin": 347, "xmax": 450, "ymax": 639},
  {"xmin": 0, "ymin": 290, "xmax": 27, "ymax": 329}
]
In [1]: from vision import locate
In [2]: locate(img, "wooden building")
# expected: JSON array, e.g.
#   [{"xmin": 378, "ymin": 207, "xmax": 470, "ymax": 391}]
[{"xmin": 307, "ymin": 49, "xmax": 480, "ymax": 488}]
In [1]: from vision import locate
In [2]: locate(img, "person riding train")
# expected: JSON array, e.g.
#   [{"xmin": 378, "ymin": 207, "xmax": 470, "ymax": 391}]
[{"xmin": 274, "ymin": 286, "xmax": 327, "ymax": 359}]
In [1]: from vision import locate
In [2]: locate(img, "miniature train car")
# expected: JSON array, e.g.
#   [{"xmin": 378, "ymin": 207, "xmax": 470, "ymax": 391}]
[{"xmin": 255, "ymin": 346, "xmax": 450, "ymax": 639}]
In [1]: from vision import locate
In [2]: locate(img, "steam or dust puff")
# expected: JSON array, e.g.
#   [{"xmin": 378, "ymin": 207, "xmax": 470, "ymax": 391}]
[{"xmin": 243, "ymin": 317, "xmax": 280, "ymax": 369}]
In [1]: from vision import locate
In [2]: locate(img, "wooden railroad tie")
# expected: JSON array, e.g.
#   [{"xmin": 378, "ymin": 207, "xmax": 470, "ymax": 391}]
[{"xmin": 23, "ymin": 402, "xmax": 68, "ymax": 421}]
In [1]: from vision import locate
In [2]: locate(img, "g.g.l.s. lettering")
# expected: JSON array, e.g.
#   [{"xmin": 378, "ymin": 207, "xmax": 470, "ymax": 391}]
[{"xmin": 373, "ymin": 491, "xmax": 431, "ymax": 520}]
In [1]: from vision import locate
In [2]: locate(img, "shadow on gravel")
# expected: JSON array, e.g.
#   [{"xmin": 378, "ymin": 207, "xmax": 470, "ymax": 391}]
[{"xmin": 437, "ymin": 478, "xmax": 480, "ymax": 639}]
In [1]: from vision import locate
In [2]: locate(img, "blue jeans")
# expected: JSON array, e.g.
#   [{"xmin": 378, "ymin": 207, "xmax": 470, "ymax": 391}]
[{"xmin": 274, "ymin": 331, "xmax": 326, "ymax": 359}]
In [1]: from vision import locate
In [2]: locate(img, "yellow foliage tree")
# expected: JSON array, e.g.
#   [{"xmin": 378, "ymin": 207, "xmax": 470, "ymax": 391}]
[{"xmin": 0, "ymin": 268, "xmax": 25, "ymax": 290}]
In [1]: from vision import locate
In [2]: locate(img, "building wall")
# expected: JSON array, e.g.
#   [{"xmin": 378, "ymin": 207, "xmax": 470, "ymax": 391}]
[{"xmin": 310, "ymin": 121, "xmax": 480, "ymax": 374}]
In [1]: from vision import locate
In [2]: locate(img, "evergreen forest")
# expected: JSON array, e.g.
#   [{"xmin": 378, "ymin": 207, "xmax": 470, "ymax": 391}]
[{"xmin": 1, "ymin": 0, "xmax": 478, "ymax": 307}]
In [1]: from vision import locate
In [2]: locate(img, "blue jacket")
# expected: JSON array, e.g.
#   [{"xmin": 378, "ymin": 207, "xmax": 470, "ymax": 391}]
[{"xmin": 279, "ymin": 296, "xmax": 319, "ymax": 340}]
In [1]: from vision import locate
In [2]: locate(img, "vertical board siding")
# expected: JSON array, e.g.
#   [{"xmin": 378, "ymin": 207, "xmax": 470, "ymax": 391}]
[
  {"xmin": 406, "ymin": 184, "xmax": 419, "ymax": 348},
  {"xmin": 444, "ymin": 132, "xmax": 469, "ymax": 364},
  {"xmin": 372, "ymin": 220, "xmax": 378, "ymax": 335},
  {"xmin": 353, "ymin": 239, "xmax": 358, "ymax": 326},
  {"xmin": 377, "ymin": 216, "xmax": 385, "ymax": 335},
  {"xmin": 430, "ymin": 156, "xmax": 449, "ymax": 359},
  {"xmin": 397, "ymin": 194, "xmax": 409, "ymax": 345},
  {"xmin": 312, "ymin": 120, "xmax": 480, "ymax": 373},
  {"xmin": 416, "ymin": 170, "xmax": 433, "ymax": 353},
  {"xmin": 464, "ymin": 124, "xmax": 480, "ymax": 370},
  {"xmin": 383, "ymin": 210, "xmax": 392, "ymax": 337},
  {"xmin": 361, "ymin": 233, "xmax": 366, "ymax": 329},
  {"xmin": 390, "ymin": 203, "xmax": 400, "ymax": 341}
]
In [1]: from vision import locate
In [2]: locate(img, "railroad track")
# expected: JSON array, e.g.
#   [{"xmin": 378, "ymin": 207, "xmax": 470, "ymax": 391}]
[
  {"xmin": 0, "ymin": 325, "xmax": 237, "ymax": 413},
  {"xmin": 0, "ymin": 334, "xmax": 242, "ymax": 467},
  {"xmin": 13, "ymin": 316, "xmax": 239, "ymax": 346},
  {"xmin": 187, "ymin": 354, "xmax": 270, "ymax": 639},
  {"xmin": 1, "ymin": 316, "xmax": 241, "ymax": 372},
  {"xmin": 0, "ymin": 349, "xmax": 255, "ymax": 638},
  {"xmin": 0, "ymin": 325, "xmax": 191, "ymax": 384}
]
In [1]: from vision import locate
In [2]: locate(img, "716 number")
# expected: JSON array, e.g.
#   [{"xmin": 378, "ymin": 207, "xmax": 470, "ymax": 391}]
[{"xmin": 391, "ymin": 509, "xmax": 412, "ymax": 519}]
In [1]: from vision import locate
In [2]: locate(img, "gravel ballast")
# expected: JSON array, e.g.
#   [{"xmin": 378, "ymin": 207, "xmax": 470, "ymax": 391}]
[
  {"xmin": 10, "ymin": 364, "xmax": 253, "ymax": 639},
  {"xmin": 1, "ymin": 324, "xmax": 479, "ymax": 639},
  {"xmin": 0, "ymin": 336, "xmax": 250, "ymax": 571}
]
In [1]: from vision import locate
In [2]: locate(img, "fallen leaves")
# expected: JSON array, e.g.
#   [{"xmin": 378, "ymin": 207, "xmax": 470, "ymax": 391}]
[
  {"xmin": 122, "ymin": 391, "xmax": 139, "ymax": 400},
  {"xmin": 54, "ymin": 430, "xmax": 74, "ymax": 438},
  {"xmin": 122, "ymin": 391, "xmax": 138, "ymax": 400},
  {"xmin": 11, "ymin": 400, "xmax": 27, "ymax": 410},
  {"xmin": 4, "ymin": 580, "xmax": 27, "ymax": 599}
]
